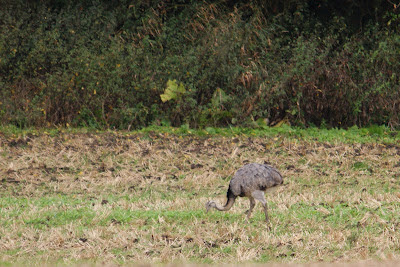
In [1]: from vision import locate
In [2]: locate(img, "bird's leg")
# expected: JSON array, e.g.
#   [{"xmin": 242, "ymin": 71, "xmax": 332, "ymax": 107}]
[
  {"xmin": 262, "ymin": 202, "xmax": 269, "ymax": 223},
  {"xmin": 245, "ymin": 197, "xmax": 255, "ymax": 219},
  {"xmin": 251, "ymin": 190, "xmax": 270, "ymax": 224}
]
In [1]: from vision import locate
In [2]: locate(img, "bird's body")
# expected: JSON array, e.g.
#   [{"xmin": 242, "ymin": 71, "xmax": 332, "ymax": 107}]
[
  {"xmin": 228, "ymin": 163, "xmax": 283, "ymax": 197},
  {"xmin": 206, "ymin": 163, "xmax": 283, "ymax": 225}
]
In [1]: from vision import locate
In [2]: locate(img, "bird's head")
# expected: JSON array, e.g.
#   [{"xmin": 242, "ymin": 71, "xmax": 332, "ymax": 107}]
[{"xmin": 205, "ymin": 201, "xmax": 216, "ymax": 212}]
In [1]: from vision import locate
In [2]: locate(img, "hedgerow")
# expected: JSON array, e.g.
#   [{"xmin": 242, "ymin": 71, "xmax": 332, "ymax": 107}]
[{"xmin": 0, "ymin": 0, "xmax": 399, "ymax": 129}]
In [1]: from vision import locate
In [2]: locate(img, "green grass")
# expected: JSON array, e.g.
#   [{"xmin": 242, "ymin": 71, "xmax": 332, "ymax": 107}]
[
  {"xmin": 1, "ymin": 123, "xmax": 399, "ymax": 143},
  {"xmin": 1, "ymin": 190, "xmax": 398, "ymax": 237},
  {"xmin": 138, "ymin": 124, "xmax": 400, "ymax": 143}
]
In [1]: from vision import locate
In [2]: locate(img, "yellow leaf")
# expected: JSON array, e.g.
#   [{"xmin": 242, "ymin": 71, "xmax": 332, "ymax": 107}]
[{"xmin": 160, "ymin": 79, "xmax": 186, "ymax": 102}]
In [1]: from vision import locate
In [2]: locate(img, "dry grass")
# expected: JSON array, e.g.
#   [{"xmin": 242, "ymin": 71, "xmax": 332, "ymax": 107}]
[{"xmin": 1, "ymin": 129, "xmax": 400, "ymax": 265}]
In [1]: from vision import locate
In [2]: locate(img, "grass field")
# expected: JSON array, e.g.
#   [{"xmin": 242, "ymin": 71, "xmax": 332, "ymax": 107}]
[{"xmin": 1, "ymin": 126, "xmax": 400, "ymax": 265}]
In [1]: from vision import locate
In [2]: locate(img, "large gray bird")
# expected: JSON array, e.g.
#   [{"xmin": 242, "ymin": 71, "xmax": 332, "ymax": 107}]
[{"xmin": 205, "ymin": 163, "xmax": 283, "ymax": 223}]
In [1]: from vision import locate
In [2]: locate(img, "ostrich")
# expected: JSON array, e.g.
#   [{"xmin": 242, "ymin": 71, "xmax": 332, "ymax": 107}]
[{"xmin": 205, "ymin": 163, "xmax": 283, "ymax": 223}]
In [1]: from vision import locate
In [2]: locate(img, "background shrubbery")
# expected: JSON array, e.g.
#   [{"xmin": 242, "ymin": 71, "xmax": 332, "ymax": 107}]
[{"xmin": 1, "ymin": 0, "xmax": 399, "ymax": 129}]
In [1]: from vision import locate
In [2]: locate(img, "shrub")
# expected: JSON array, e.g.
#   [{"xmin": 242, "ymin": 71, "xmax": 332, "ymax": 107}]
[{"xmin": 0, "ymin": 0, "xmax": 399, "ymax": 129}]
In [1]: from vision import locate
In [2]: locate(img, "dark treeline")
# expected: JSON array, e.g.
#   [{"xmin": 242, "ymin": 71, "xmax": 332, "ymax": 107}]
[{"xmin": 1, "ymin": 0, "xmax": 399, "ymax": 129}]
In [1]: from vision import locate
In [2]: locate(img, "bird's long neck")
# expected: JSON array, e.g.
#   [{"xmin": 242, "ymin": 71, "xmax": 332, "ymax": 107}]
[{"xmin": 214, "ymin": 196, "xmax": 236, "ymax": 211}]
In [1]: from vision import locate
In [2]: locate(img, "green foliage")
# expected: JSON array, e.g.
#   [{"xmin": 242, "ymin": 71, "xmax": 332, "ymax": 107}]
[
  {"xmin": 160, "ymin": 80, "xmax": 186, "ymax": 102},
  {"xmin": 0, "ymin": 0, "xmax": 399, "ymax": 129},
  {"xmin": 352, "ymin": 161, "xmax": 371, "ymax": 171}
]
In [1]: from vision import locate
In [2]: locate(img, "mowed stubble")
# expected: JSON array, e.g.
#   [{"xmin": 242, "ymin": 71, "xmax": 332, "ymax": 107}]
[{"xmin": 1, "ymin": 130, "xmax": 400, "ymax": 264}]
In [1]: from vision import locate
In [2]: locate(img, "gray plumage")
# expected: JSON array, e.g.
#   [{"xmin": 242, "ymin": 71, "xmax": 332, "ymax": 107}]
[{"xmin": 206, "ymin": 163, "xmax": 283, "ymax": 224}]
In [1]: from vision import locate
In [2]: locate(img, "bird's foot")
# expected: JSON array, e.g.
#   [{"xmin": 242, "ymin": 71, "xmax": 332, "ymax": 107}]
[
  {"xmin": 244, "ymin": 209, "xmax": 253, "ymax": 216},
  {"xmin": 265, "ymin": 220, "xmax": 272, "ymax": 231}
]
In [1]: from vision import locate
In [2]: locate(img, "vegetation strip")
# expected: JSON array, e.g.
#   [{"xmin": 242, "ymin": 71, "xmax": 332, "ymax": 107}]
[{"xmin": 1, "ymin": 1, "xmax": 399, "ymax": 128}]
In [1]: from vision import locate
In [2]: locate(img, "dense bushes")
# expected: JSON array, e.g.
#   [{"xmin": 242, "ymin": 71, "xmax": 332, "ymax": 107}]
[{"xmin": 0, "ymin": 0, "xmax": 399, "ymax": 129}]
